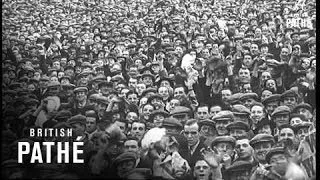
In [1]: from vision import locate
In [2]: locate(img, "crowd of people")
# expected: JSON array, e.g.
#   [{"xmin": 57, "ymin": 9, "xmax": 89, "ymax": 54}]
[{"xmin": 2, "ymin": 0, "xmax": 316, "ymax": 179}]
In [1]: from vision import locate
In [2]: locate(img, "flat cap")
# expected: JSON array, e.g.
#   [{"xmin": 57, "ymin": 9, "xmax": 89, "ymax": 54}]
[
  {"xmin": 225, "ymin": 160, "xmax": 253, "ymax": 173},
  {"xmin": 55, "ymin": 110, "xmax": 73, "ymax": 121},
  {"xmin": 67, "ymin": 114, "xmax": 86, "ymax": 125},
  {"xmin": 113, "ymin": 151, "xmax": 137, "ymax": 166},
  {"xmin": 292, "ymin": 103, "xmax": 312, "ymax": 113},
  {"xmin": 92, "ymin": 74, "xmax": 107, "ymax": 82},
  {"xmin": 262, "ymin": 94, "xmax": 281, "ymax": 105},
  {"xmin": 226, "ymin": 121, "xmax": 250, "ymax": 131},
  {"xmin": 141, "ymin": 88, "xmax": 157, "ymax": 97},
  {"xmin": 228, "ymin": 93, "xmax": 243, "ymax": 104},
  {"xmin": 240, "ymin": 92, "xmax": 259, "ymax": 101},
  {"xmin": 211, "ymin": 136, "xmax": 236, "ymax": 147},
  {"xmin": 96, "ymin": 95, "xmax": 109, "ymax": 105},
  {"xmin": 271, "ymin": 105, "xmax": 291, "ymax": 117},
  {"xmin": 74, "ymin": 86, "xmax": 88, "ymax": 93},
  {"xmin": 232, "ymin": 104, "xmax": 251, "ymax": 115},
  {"xmin": 198, "ymin": 119, "xmax": 215, "ymax": 127},
  {"xmin": 140, "ymin": 71, "xmax": 155, "ymax": 81},
  {"xmin": 147, "ymin": 93, "xmax": 163, "ymax": 103},
  {"xmin": 249, "ymin": 134, "xmax": 275, "ymax": 147},
  {"xmin": 212, "ymin": 111, "xmax": 234, "ymax": 122},
  {"xmin": 170, "ymin": 106, "xmax": 191, "ymax": 115},
  {"xmin": 47, "ymin": 81, "xmax": 61, "ymax": 88},
  {"xmin": 162, "ymin": 117, "xmax": 183, "ymax": 129},
  {"xmin": 149, "ymin": 110, "xmax": 169, "ymax": 120},
  {"xmin": 292, "ymin": 122, "xmax": 313, "ymax": 133},
  {"xmin": 280, "ymin": 89, "xmax": 298, "ymax": 100},
  {"xmin": 265, "ymin": 147, "xmax": 285, "ymax": 163}
]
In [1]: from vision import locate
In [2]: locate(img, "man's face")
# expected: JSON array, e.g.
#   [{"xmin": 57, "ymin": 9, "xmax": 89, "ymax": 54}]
[
  {"xmin": 142, "ymin": 104, "xmax": 154, "ymax": 120},
  {"xmin": 128, "ymin": 78, "xmax": 138, "ymax": 89},
  {"xmin": 297, "ymin": 127, "xmax": 309, "ymax": 140},
  {"xmin": 250, "ymin": 105, "xmax": 264, "ymax": 124},
  {"xmin": 158, "ymin": 87, "xmax": 169, "ymax": 99},
  {"xmin": 117, "ymin": 160, "xmax": 136, "ymax": 177},
  {"xmin": 127, "ymin": 93, "xmax": 139, "ymax": 105},
  {"xmin": 131, "ymin": 122, "xmax": 146, "ymax": 140},
  {"xmin": 221, "ymin": 90, "xmax": 232, "ymax": 102},
  {"xmin": 200, "ymin": 124, "xmax": 215, "ymax": 138},
  {"xmin": 235, "ymin": 139, "xmax": 253, "ymax": 160},
  {"xmin": 269, "ymin": 153, "xmax": 288, "ymax": 176},
  {"xmin": 215, "ymin": 120, "xmax": 230, "ymax": 135},
  {"xmin": 274, "ymin": 113, "xmax": 290, "ymax": 127},
  {"xmin": 253, "ymin": 142, "xmax": 272, "ymax": 162},
  {"xmin": 238, "ymin": 68, "xmax": 250, "ymax": 83},
  {"xmin": 71, "ymin": 123, "xmax": 85, "ymax": 137},
  {"xmin": 86, "ymin": 117, "xmax": 97, "ymax": 134},
  {"xmin": 242, "ymin": 83, "xmax": 252, "ymax": 93},
  {"xmin": 258, "ymin": 125, "xmax": 272, "ymax": 135},
  {"xmin": 124, "ymin": 140, "xmax": 139, "ymax": 153},
  {"xmin": 296, "ymin": 108, "xmax": 312, "ymax": 120},
  {"xmin": 250, "ymin": 44, "xmax": 259, "ymax": 55},
  {"xmin": 280, "ymin": 48, "xmax": 290, "ymax": 61},
  {"xmin": 183, "ymin": 123, "xmax": 200, "ymax": 147},
  {"xmin": 136, "ymin": 83, "xmax": 146, "ymax": 95},
  {"xmin": 278, "ymin": 128, "xmax": 295, "ymax": 142},
  {"xmin": 75, "ymin": 91, "xmax": 87, "ymax": 102},
  {"xmin": 153, "ymin": 114, "xmax": 165, "ymax": 127},
  {"xmin": 210, "ymin": 106, "xmax": 222, "ymax": 118},
  {"xmin": 215, "ymin": 142, "xmax": 234, "ymax": 157},
  {"xmin": 196, "ymin": 106, "xmax": 209, "ymax": 120},
  {"xmin": 174, "ymin": 87, "xmax": 185, "ymax": 98},
  {"xmin": 126, "ymin": 112, "xmax": 138, "ymax": 124},
  {"xmin": 114, "ymin": 121, "xmax": 127, "ymax": 133},
  {"xmin": 193, "ymin": 160, "xmax": 211, "ymax": 180},
  {"xmin": 283, "ymin": 96, "xmax": 297, "ymax": 109},
  {"xmin": 261, "ymin": 90, "xmax": 272, "ymax": 101},
  {"xmin": 243, "ymin": 98, "xmax": 255, "ymax": 109},
  {"xmin": 265, "ymin": 101, "xmax": 278, "ymax": 115},
  {"xmin": 243, "ymin": 55, "xmax": 253, "ymax": 68},
  {"xmin": 230, "ymin": 129, "xmax": 247, "ymax": 140}
]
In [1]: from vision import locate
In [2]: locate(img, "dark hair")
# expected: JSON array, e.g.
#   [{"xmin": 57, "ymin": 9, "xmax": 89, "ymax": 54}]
[{"xmin": 184, "ymin": 119, "xmax": 199, "ymax": 130}]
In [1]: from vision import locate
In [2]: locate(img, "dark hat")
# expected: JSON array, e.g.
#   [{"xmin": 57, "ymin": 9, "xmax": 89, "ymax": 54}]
[
  {"xmin": 9, "ymin": 82, "xmax": 22, "ymax": 89},
  {"xmin": 212, "ymin": 111, "xmax": 234, "ymax": 122},
  {"xmin": 40, "ymin": 75, "xmax": 50, "ymax": 81},
  {"xmin": 225, "ymin": 160, "xmax": 253, "ymax": 173},
  {"xmin": 24, "ymin": 98, "xmax": 39, "ymax": 105},
  {"xmin": 211, "ymin": 136, "xmax": 236, "ymax": 147},
  {"xmin": 262, "ymin": 94, "xmax": 281, "ymax": 105},
  {"xmin": 147, "ymin": 93, "xmax": 163, "ymax": 103},
  {"xmin": 265, "ymin": 147, "xmax": 285, "ymax": 163},
  {"xmin": 170, "ymin": 106, "xmax": 191, "ymax": 115},
  {"xmin": 232, "ymin": 104, "xmax": 251, "ymax": 116},
  {"xmin": 74, "ymin": 86, "xmax": 88, "ymax": 93},
  {"xmin": 155, "ymin": 76, "xmax": 174, "ymax": 87},
  {"xmin": 226, "ymin": 121, "xmax": 250, "ymax": 131},
  {"xmin": 47, "ymin": 81, "xmax": 61, "ymax": 88},
  {"xmin": 140, "ymin": 72, "xmax": 155, "ymax": 81},
  {"xmin": 162, "ymin": 117, "xmax": 183, "ymax": 129},
  {"xmin": 67, "ymin": 114, "xmax": 86, "ymax": 125},
  {"xmin": 284, "ymin": 27, "xmax": 294, "ymax": 33},
  {"xmin": 198, "ymin": 119, "xmax": 215, "ymax": 127},
  {"xmin": 124, "ymin": 168, "xmax": 152, "ymax": 179},
  {"xmin": 292, "ymin": 103, "xmax": 312, "ymax": 113},
  {"xmin": 249, "ymin": 134, "xmax": 275, "ymax": 147},
  {"xmin": 280, "ymin": 89, "xmax": 298, "ymax": 100},
  {"xmin": 55, "ymin": 110, "xmax": 73, "ymax": 121},
  {"xmin": 141, "ymin": 88, "xmax": 157, "ymax": 97},
  {"xmin": 240, "ymin": 92, "xmax": 259, "ymax": 101},
  {"xmin": 228, "ymin": 93, "xmax": 243, "ymax": 105},
  {"xmin": 53, "ymin": 121, "xmax": 72, "ymax": 129},
  {"xmin": 149, "ymin": 110, "xmax": 170, "ymax": 120},
  {"xmin": 96, "ymin": 95, "xmax": 109, "ymax": 105},
  {"xmin": 292, "ymin": 122, "xmax": 313, "ymax": 133},
  {"xmin": 271, "ymin": 106, "xmax": 291, "ymax": 117},
  {"xmin": 113, "ymin": 151, "xmax": 137, "ymax": 166},
  {"xmin": 98, "ymin": 81, "xmax": 113, "ymax": 88}
]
